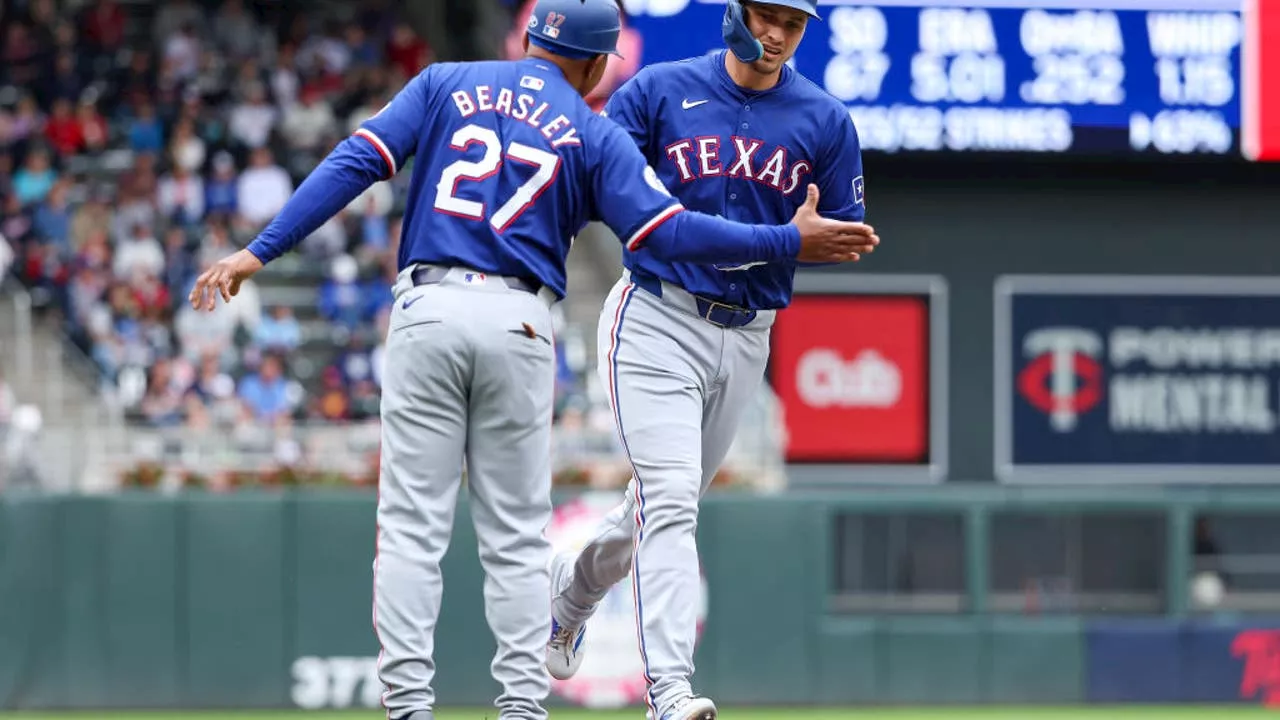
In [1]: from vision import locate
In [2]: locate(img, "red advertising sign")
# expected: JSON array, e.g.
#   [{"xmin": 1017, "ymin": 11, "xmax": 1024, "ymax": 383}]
[{"xmin": 769, "ymin": 294, "xmax": 930, "ymax": 464}]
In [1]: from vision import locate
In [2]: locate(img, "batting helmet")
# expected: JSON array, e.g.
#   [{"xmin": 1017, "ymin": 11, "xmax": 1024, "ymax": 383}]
[
  {"xmin": 722, "ymin": 0, "xmax": 820, "ymax": 63},
  {"xmin": 527, "ymin": 0, "xmax": 625, "ymax": 60}
]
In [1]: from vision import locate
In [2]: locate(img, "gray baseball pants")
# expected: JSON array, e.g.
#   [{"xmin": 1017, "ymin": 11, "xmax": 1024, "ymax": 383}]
[
  {"xmin": 374, "ymin": 265, "xmax": 558, "ymax": 720},
  {"xmin": 551, "ymin": 271, "xmax": 775, "ymax": 718}
]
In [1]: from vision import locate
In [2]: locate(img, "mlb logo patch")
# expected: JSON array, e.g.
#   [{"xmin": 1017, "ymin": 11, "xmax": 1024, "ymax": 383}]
[
  {"xmin": 520, "ymin": 75, "xmax": 545, "ymax": 92},
  {"xmin": 463, "ymin": 272, "xmax": 487, "ymax": 285},
  {"xmin": 853, "ymin": 176, "xmax": 866, "ymax": 206},
  {"xmin": 542, "ymin": 10, "xmax": 565, "ymax": 39}
]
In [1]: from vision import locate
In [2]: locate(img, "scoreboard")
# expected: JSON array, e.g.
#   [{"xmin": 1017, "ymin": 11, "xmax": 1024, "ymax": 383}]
[{"xmin": 618, "ymin": 0, "xmax": 1280, "ymax": 159}]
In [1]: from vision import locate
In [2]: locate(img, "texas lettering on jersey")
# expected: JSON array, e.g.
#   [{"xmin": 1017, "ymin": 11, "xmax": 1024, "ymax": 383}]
[
  {"xmin": 449, "ymin": 81, "xmax": 583, "ymax": 149},
  {"xmin": 603, "ymin": 51, "xmax": 867, "ymax": 309},
  {"xmin": 665, "ymin": 136, "xmax": 811, "ymax": 195}
]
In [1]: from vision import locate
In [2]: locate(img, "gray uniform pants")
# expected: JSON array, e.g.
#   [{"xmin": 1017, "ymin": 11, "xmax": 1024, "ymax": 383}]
[
  {"xmin": 552, "ymin": 272, "xmax": 775, "ymax": 717},
  {"xmin": 375, "ymin": 265, "xmax": 558, "ymax": 720}
]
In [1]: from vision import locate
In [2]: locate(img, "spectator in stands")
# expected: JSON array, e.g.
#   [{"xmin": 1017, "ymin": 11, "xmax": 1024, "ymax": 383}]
[
  {"xmin": 113, "ymin": 52, "xmax": 157, "ymax": 112},
  {"xmin": 161, "ymin": 227, "xmax": 196, "ymax": 303},
  {"xmin": 298, "ymin": 19, "xmax": 353, "ymax": 78},
  {"xmin": 238, "ymin": 353, "xmax": 293, "ymax": 426},
  {"xmin": 235, "ymin": 146, "xmax": 291, "ymax": 229},
  {"xmin": 254, "ymin": 305, "xmax": 302, "ymax": 354},
  {"xmin": 163, "ymin": 22, "xmax": 202, "ymax": 82},
  {"xmin": 2, "ymin": 23, "xmax": 44, "ymax": 90},
  {"xmin": 385, "ymin": 21, "xmax": 430, "ymax": 82},
  {"xmin": 310, "ymin": 366, "xmax": 351, "ymax": 421},
  {"xmin": 138, "ymin": 356, "xmax": 187, "ymax": 427},
  {"xmin": 44, "ymin": 52, "xmax": 84, "ymax": 109},
  {"xmin": 212, "ymin": 0, "xmax": 262, "ymax": 62},
  {"xmin": 19, "ymin": 239, "xmax": 69, "ymax": 308},
  {"xmin": 281, "ymin": 86, "xmax": 338, "ymax": 165},
  {"xmin": 228, "ymin": 81, "xmax": 277, "ymax": 150},
  {"xmin": 33, "ymin": 179, "xmax": 73, "ymax": 252},
  {"xmin": 197, "ymin": 217, "xmax": 235, "ymax": 269},
  {"xmin": 318, "ymin": 254, "xmax": 378, "ymax": 331},
  {"xmin": 13, "ymin": 146, "xmax": 57, "ymax": 207},
  {"xmin": 333, "ymin": 335, "xmax": 376, "ymax": 388},
  {"xmin": 153, "ymin": 0, "xmax": 204, "ymax": 52},
  {"xmin": 345, "ymin": 23, "xmax": 382, "ymax": 67},
  {"xmin": 203, "ymin": 151, "xmax": 238, "ymax": 218},
  {"xmin": 113, "ymin": 222, "xmax": 164, "ymax": 279},
  {"xmin": 349, "ymin": 379, "xmax": 380, "ymax": 421},
  {"xmin": 111, "ymin": 180, "xmax": 156, "ymax": 247},
  {"xmin": 66, "ymin": 258, "xmax": 110, "ymax": 339},
  {"xmin": 168, "ymin": 117, "xmax": 207, "ymax": 174},
  {"xmin": 76, "ymin": 99, "xmax": 110, "ymax": 155},
  {"xmin": 44, "ymin": 98, "xmax": 84, "ymax": 156},
  {"xmin": 126, "ymin": 100, "xmax": 164, "ymax": 153},
  {"xmin": 80, "ymin": 0, "xmax": 127, "ymax": 61},
  {"xmin": 156, "ymin": 161, "xmax": 205, "ymax": 227},
  {"xmin": 184, "ymin": 350, "xmax": 240, "ymax": 429},
  {"xmin": 271, "ymin": 44, "xmax": 301, "ymax": 110},
  {"xmin": 1, "ymin": 195, "xmax": 35, "ymax": 251},
  {"xmin": 71, "ymin": 187, "xmax": 118, "ymax": 251},
  {"xmin": 6, "ymin": 94, "xmax": 45, "ymax": 149}
]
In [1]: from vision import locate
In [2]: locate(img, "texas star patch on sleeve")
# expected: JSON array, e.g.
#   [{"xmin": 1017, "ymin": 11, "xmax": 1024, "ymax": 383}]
[{"xmin": 853, "ymin": 175, "xmax": 866, "ymax": 206}]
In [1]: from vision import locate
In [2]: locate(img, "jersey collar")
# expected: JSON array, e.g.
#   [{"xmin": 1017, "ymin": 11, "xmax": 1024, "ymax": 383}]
[
  {"xmin": 521, "ymin": 56, "xmax": 571, "ymax": 84},
  {"xmin": 711, "ymin": 49, "xmax": 794, "ymax": 100}
]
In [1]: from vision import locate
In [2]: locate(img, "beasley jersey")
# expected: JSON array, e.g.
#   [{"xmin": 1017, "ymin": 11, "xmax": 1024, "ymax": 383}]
[
  {"xmin": 355, "ymin": 58, "xmax": 682, "ymax": 300},
  {"xmin": 605, "ymin": 50, "xmax": 866, "ymax": 310}
]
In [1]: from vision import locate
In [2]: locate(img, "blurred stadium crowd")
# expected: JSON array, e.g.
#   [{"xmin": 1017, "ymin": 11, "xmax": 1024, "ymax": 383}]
[{"xmin": 0, "ymin": 0, "xmax": 601, "ymax": 441}]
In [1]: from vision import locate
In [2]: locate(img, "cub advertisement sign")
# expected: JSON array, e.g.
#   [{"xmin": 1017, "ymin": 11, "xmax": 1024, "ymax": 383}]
[
  {"xmin": 769, "ymin": 275, "xmax": 948, "ymax": 483},
  {"xmin": 996, "ymin": 276, "xmax": 1280, "ymax": 483}
]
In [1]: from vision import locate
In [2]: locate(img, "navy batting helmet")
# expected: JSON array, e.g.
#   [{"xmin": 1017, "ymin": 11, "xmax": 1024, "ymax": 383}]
[
  {"xmin": 722, "ymin": 0, "xmax": 820, "ymax": 63},
  {"xmin": 528, "ymin": 0, "xmax": 625, "ymax": 60}
]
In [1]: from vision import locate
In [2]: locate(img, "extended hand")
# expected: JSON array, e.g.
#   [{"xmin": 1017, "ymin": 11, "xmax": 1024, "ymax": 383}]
[
  {"xmin": 188, "ymin": 249, "xmax": 265, "ymax": 311},
  {"xmin": 790, "ymin": 184, "xmax": 879, "ymax": 263}
]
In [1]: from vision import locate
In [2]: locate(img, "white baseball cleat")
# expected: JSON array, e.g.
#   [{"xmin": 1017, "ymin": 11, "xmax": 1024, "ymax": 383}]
[
  {"xmin": 545, "ymin": 616, "xmax": 587, "ymax": 680},
  {"xmin": 546, "ymin": 551, "xmax": 587, "ymax": 680},
  {"xmin": 661, "ymin": 696, "xmax": 717, "ymax": 720}
]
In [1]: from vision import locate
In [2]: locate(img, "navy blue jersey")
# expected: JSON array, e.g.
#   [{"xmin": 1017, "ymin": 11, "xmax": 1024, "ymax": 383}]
[
  {"xmin": 605, "ymin": 50, "xmax": 866, "ymax": 310},
  {"xmin": 356, "ymin": 58, "xmax": 684, "ymax": 300}
]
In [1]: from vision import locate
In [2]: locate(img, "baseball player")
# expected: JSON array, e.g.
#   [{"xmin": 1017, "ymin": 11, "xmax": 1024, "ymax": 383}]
[
  {"xmin": 188, "ymin": 2, "xmax": 877, "ymax": 719},
  {"xmin": 544, "ymin": 2, "xmax": 868, "ymax": 719}
]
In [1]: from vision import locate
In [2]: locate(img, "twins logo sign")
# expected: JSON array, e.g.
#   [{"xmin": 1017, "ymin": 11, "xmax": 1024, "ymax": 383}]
[
  {"xmin": 547, "ymin": 494, "xmax": 708, "ymax": 708},
  {"xmin": 996, "ymin": 276, "xmax": 1280, "ymax": 484}
]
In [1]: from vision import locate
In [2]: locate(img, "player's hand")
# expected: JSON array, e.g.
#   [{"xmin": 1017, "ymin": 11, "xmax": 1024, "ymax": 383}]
[
  {"xmin": 188, "ymin": 249, "xmax": 265, "ymax": 312},
  {"xmin": 790, "ymin": 184, "xmax": 879, "ymax": 263}
]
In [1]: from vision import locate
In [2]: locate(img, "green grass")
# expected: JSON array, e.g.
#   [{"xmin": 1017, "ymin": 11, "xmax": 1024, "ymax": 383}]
[{"xmin": 1, "ymin": 707, "xmax": 1277, "ymax": 720}]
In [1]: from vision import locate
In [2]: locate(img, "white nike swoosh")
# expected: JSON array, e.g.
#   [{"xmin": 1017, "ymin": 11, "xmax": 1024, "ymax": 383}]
[{"xmin": 682, "ymin": 99, "xmax": 709, "ymax": 110}]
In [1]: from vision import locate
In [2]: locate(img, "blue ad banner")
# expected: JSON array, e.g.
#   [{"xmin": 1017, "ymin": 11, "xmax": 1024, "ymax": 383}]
[
  {"xmin": 995, "ymin": 276, "xmax": 1280, "ymax": 483},
  {"xmin": 612, "ymin": 0, "xmax": 1244, "ymax": 156},
  {"xmin": 1084, "ymin": 619, "xmax": 1280, "ymax": 706}
]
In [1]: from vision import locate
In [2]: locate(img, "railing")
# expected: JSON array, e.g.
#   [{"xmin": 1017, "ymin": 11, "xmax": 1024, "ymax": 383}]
[
  {"xmin": 11, "ymin": 289, "xmax": 32, "ymax": 390},
  {"xmin": 76, "ymin": 384, "xmax": 789, "ymax": 494}
]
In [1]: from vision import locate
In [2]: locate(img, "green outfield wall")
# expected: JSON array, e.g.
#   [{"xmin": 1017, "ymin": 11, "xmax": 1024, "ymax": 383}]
[{"xmin": 2, "ymin": 488, "xmax": 1277, "ymax": 710}]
